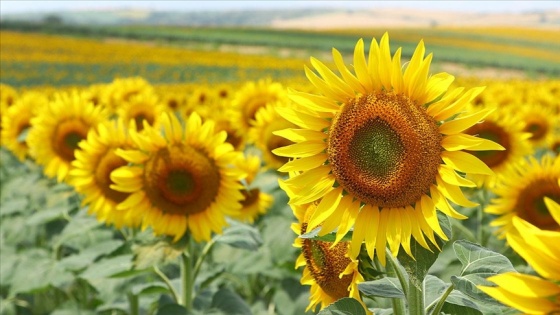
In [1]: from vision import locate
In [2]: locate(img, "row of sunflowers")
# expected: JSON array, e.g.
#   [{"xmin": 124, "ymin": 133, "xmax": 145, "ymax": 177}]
[{"xmin": 1, "ymin": 33, "xmax": 559, "ymax": 314}]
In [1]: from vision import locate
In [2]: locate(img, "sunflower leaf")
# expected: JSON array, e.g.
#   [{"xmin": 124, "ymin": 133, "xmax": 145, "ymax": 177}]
[
  {"xmin": 450, "ymin": 240, "xmax": 516, "ymax": 307},
  {"xmin": 317, "ymin": 297, "xmax": 367, "ymax": 315},
  {"xmin": 299, "ymin": 227, "xmax": 353, "ymax": 242},
  {"xmin": 358, "ymin": 277, "xmax": 405, "ymax": 298},
  {"xmin": 211, "ymin": 288, "xmax": 252, "ymax": 315},
  {"xmin": 216, "ymin": 220, "xmax": 263, "ymax": 251}
]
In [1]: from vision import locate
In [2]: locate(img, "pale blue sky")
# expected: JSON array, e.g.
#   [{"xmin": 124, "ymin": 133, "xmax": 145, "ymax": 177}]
[{"xmin": 1, "ymin": 1, "xmax": 559, "ymax": 14}]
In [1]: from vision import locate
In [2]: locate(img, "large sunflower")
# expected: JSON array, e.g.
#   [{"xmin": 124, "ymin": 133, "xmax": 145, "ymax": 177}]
[
  {"xmin": 479, "ymin": 197, "xmax": 560, "ymax": 314},
  {"xmin": 69, "ymin": 118, "xmax": 141, "ymax": 229},
  {"xmin": 27, "ymin": 91, "xmax": 109, "ymax": 182},
  {"xmin": 292, "ymin": 203, "xmax": 366, "ymax": 313},
  {"xmin": 273, "ymin": 33, "xmax": 501, "ymax": 263},
  {"xmin": 485, "ymin": 154, "xmax": 560, "ymax": 237},
  {"xmin": 110, "ymin": 112, "xmax": 246, "ymax": 242},
  {"xmin": 463, "ymin": 104, "xmax": 532, "ymax": 187},
  {"xmin": 1, "ymin": 91, "xmax": 47, "ymax": 161}
]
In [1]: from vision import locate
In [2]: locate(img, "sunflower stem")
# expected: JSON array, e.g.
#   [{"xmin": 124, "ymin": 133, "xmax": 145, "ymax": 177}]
[
  {"xmin": 181, "ymin": 239, "xmax": 194, "ymax": 311},
  {"xmin": 127, "ymin": 292, "xmax": 139, "ymax": 315},
  {"xmin": 407, "ymin": 276, "xmax": 425, "ymax": 315},
  {"xmin": 426, "ymin": 283, "xmax": 454, "ymax": 315},
  {"xmin": 153, "ymin": 265, "xmax": 180, "ymax": 304},
  {"xmin": 385, "ymin": 248, "xmax": 408, "ymax": 315},
  {"xmin": 192, "ymin": 238, "xmax": 216, "ymax": 289}
]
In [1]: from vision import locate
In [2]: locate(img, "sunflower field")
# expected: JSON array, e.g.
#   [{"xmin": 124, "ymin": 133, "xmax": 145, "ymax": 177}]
[{"xmin": 0, "ymin": 22, "xmax": 559, "ymax": 315}]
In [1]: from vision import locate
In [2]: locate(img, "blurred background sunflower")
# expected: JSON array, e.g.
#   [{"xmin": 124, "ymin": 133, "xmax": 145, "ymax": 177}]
[{"xmin": 27, "ymin": 90, "xmax": 109, "ymax": 182}]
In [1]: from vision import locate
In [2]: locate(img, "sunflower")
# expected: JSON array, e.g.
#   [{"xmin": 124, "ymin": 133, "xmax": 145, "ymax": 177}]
[
  {"xmin": 69, "ymin": 118, "xmax": 142, "ymax": 229},
  {"xmin": 478, "ymin": 197, "xmax": 560, "ymax": 314},
  {"xmin": 0, "ymin": 83, "xmax": 19, "ymax": 130},
  {"xmin": 463, "ymin": 104, "xmax": 532, "ymax": 187},
  {"xmin": 229, "ymin": 154, "xmax": 273, "ymax": 224},
  {"xmin": 273, "ymin": 33, "xmax": 501, "ymax": 264},
  {"xmin": 520, "ymin": 103, "xmax": 558, "ymax": 150},
  {"xmin": 249, "ymin": 103, "xmax": 297, "ymax": 170},
  {"xmin": 27, "ymin": 91, "xmax": 109, "ymax": 182},
  {"xmin": 232, "ymin": 78, "xmax": 287, "ymax": 134},
  {"xmin": 110, "ymin": 112, "xmax": 246, "ymax": 242},
  {"xmin": 102, "ymin": 77, "xmax": 155, "ymax": 111},
  {"xmin": 115, "ymin": 92, "xmax": 166, "ymax": 131},
  {"xmin": 207, "ymin": 107, "xmax": 247, "ymax": 151},
  {"xmin": 1, "ymin": 91, "xmax": 47, "ymax": 161},
  {"xmin": 485, "ymin": 154, "xmax": 560, "ymax": 237},
  {"xmin": 292, "ymin": 203, "xmax": 367, "ymax": 313}
]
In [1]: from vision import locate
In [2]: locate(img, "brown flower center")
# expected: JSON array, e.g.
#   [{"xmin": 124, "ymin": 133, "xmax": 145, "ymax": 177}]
[
  {"xmin": 465, "ymin": 121, "xmax": 510, "ymax": 168},
  {"xmin": 144, "ymin": 144, "xmax": 220, "ymax": 215},
  {"xmin": 301, "ymin": 223, "xmax": 353, "ymax": 300},
  {"xmin": 96, "ymin": 149, "xmax": 129, "ymax": 203},
  {"xmin": 328, "ymin": 92, "xmax": 442, "ymax": 208},
  {"xmin": 523, "ymin": 116, "xmax": 548, "ymax": 141},
  {"xmin": 53, "ymin": 119, "xmax": 90, "ymax": 162},
  {"xmin": 516, "ymin": 177, "xmax": 560, "ymax": 231}
]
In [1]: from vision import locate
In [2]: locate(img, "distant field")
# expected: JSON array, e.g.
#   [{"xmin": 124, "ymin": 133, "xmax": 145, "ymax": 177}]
[{"xmin": 1, "ymin": 21, "xmax": 559, "ymax": 87}]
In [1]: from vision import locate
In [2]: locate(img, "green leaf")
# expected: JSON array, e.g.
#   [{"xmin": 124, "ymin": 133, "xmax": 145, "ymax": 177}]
[
  {"xmin": 317, "ymin": 297, "xmax": 366, "ymax": 315},
  {"xmin": 80, "ymin": 255, "xmax": 134, "ymax": 280},
  {"xmin": 215, "ymin": 220, "xmax": 262, "ymax": 251},
  {"xmin": 131, "ymin": 282, "xmax": 170, "ymax": 296},
  {"xmin": 155, "ymin": 303, "xmax": 188, "ymax": 315},
  {"xmin": 299, "ymin": 226, "xmax": 352, "ymax": 243},
  {"xmin": 10, "ymin": 252, "xmax": 74, "ymax": 295},
  {"xmin": 441, "ymin": 303, "xmax": 482, "ymax": 315},
  {"xmin": 0, "ymin": 198, "xmax": 28, "ymax": 216},
  {"xmin": 358, "ymin": 277, "xmax": 404, "ymax": 299},
  {"xmin": 261, "ymin": 215, "xmax": 298, "ymax": 264},
  {"xmin": 211, "ymin": 288, "xmax": 252, "ymax": 315},
  {"xmin": 59, "ymin": 239, "xmax": 124, "ymax": 271},
  {"xmin": 25, "ymin": 205, "xmax": 69, "ymax": 226},
  {"xmin": 451, "ymin": 240, "xmax": 515, "ymax": 307}
]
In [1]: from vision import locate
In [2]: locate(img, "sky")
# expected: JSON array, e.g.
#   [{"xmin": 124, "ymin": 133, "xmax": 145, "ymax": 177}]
[{"xmin": 1, "ymin": 0, "xmax": 559, "ymax": 14}]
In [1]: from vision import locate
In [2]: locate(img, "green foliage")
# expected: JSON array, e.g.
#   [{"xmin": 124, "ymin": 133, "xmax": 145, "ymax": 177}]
[{"xmin": 317, "ymin": 298, "xmax": 367, "ymax": 315}]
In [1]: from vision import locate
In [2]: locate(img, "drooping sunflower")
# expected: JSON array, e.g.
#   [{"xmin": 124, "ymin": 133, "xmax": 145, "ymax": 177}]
[
  {"xmin": 274, "ymin": 33, "xmax": 501, "ymax": 263},
  {"xmin": 485, "ymin": 154, "xmax": 560, "ymax": 237},
  {"xmin": 479, "ymin": 197, "xmax": 560, "ymax": 314},
  {"xmin": 69, "ymin": 118, "xmax": 141, "ymax": 229},
  {"xmin": 249, "ymin": 103, "xmax": 297, "ymax": 170},
  {"xmin": 463, "ymin": 104, "xmax": 533, "ymax": 187},
  {"xmin": 229, "ymin": 154, "xmax": 273, "ymax": 224},
  {"xmin": 115, "ymin": 92, "xmax": 167, "ymax": 131},
  {"xmin": 292, "ymin": 203, "xmax": 367, "ymax": 313},
  {"xmin": 110, "ymin": 112, "xmax": 246, "ymax": 242},
  {"xmin": 232, "ymin": 78, "xmax": 287, "ymax": 134},
  {"xmin": 1, "ymin": 91, "xmax": 48, "ymax": 161},
  {"xmin": 27, "ymin": 91, "xmax": 109, "ymax": 182}
]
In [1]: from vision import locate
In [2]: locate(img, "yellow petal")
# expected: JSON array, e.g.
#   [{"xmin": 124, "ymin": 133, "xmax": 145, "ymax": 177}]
[
  {"xmin": 441, "ymin": 151, "xmax": 494, "ymax": 175},
  {"xmin": 438, "ymin": 108, "xmax": 494, "ymax": 135},
  {"xmin": 273, "ymin": 128, "xmax": 326, "ymax": 143},
  {"xmin": 278, "ymin": 154, "xmax": 327, "ymax": 172},
  {"xmin": 478, "ymin": 285, "xmax": 558, "ymax": 314},
  {"xmin": 275, "ymin": 107, "xmax": 330, "ymax": 131},
  {"xmin": 487, "ymin": 272, "xmax": 560, "ymax": 298},
  {"xmin": 436, "ymin": 175, "xmax": 478, "ymax": 208},
  {"xmin": 272, "ymin": 141, "xmax": 326, "ymax": 158},
  {"xmin": 307, "ymin": 187, "xmax": 343, "ymax": 231},
  {"xmin": 438, "ymin": 164, "xmax": 476, "ymax": 187}
]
